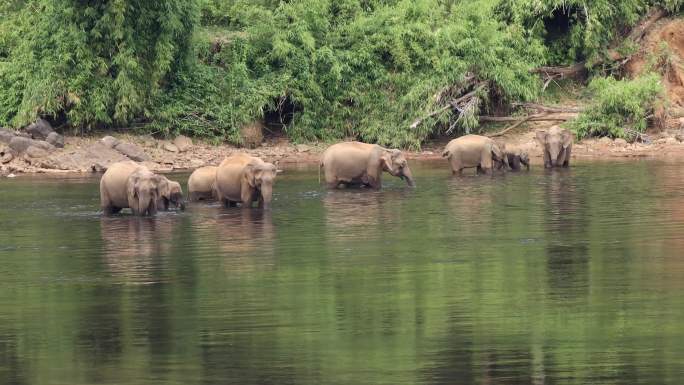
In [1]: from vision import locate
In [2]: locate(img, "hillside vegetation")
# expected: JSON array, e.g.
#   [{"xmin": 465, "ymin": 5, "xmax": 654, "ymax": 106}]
[{"xmin": 0, "ymin": 1, "xmax": 682, "ymax": 147}]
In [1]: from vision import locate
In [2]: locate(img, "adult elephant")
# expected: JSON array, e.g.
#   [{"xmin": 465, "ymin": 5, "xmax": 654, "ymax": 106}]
[
  {"xmin": 188, "ymin": 166, "xmax": 218, "ymax": 201},
  {"xmin": 536, "ymin": 126, "xmax": 573, "ymax": 168},
  {"xmin": 320, "ymin": 142, "xmax": 415, "ymax": 189},
  {"xmin": 441, "ymin": 135, "xmax": 506, "ymax": 175},
  {"xmin": 215, "ymin": 153, "xmax": 277, "ymax": 209},
  {"xmin": 159, "ymin": 177, "xmax": 186, "ymax": 211},
  {"xmin": 100, "ymin": 161, "xmax": 167, "ymax": 216}
]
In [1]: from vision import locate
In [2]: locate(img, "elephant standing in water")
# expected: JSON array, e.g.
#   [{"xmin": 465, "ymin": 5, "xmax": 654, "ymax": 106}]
[
  {"xmin": 215, "ymin": 153, "xmax": 278, "ymax": 209},
  {"xmin": 505, "ymin": 147, "xmax": 530, "ymax": 171},
  {"xmin": 100, "ymin": 161, "xmax": 168, "ymax": 216},
  {"xmin": 188, "ymin": 166, "xmax": 218, "ymax": 201},
  {"xmin": 320, "ymin": 142, "xmax": 415, "ymax": 189},
  {"xmin": 158, "ymin": 177, "xmax": 186, "ymax": 211},
  {"xmin": 442, "ymin": 135, "xmax": 506, "ymax": 175},
  {"xmin": 536, "ymin": 126, "xmax": 573, "ymax": 168}
]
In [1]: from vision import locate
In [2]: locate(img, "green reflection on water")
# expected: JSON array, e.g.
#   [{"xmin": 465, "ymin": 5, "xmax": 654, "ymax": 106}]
[{"xmin": 0, "ymin": 161, "xmax": 683, "ymax": 385}]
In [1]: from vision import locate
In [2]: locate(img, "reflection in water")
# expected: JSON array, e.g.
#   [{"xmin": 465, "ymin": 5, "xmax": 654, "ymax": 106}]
[
  {"xmin": 543, "ymin": 170, "xmax": 590, "ymax": 298},
  {"xmin": 1, "ymin": 162, "xmax": 684, "ymax": 385}
]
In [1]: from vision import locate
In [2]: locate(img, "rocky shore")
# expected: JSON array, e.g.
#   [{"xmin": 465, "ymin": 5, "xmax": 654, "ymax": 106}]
[{"xmin": 3, "ymin": 123, "xmax": 684, "ymax": 177}]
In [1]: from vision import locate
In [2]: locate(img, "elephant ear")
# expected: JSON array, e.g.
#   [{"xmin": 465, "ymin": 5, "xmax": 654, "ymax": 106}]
[
  {"xmin": 491, "ymin": 143, "xmax": 504, "ymax": 161},
  {"xmin": 243, "ymin": 163, "xmax": 257, "ymax": 188},
  {"xmin": 379, "ymin": 150, "xmax": 393, "ymax": 172},
  {"xmin": 561, "ymin": 129, "xmax": 574, "ymax": 148},
  {"xmin": 535, "ymin": 130, "xmax": 548, "ymax": 147},
  {"xmin": 127, "ymin": 173, "xmax": 141, "ymax": 200}
]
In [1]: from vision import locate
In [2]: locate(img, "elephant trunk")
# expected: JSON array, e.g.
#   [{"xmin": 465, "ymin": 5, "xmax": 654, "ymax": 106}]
[
  {"xmin": 260, "ymin": 183, "xmax": 273, "ymax": 209},
  {"xmin": 401, "ymin": 166, "xmax": 415, "ymax": 187}
]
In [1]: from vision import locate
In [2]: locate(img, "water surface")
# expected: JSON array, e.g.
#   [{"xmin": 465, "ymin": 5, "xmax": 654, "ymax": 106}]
[{"xmin": 1, "ymin": 161, "xmax": 683, "ymax": 384}]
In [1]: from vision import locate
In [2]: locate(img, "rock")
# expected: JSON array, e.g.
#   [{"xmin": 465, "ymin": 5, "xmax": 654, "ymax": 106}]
[
  {"xmin": 240, "ymin": 121, "xmax": 264, "ymax": 149},
  {"xmin": 174, "ymin": 135, "xmax": 192, "ymax": 152},
  {"xmin": 25, "ymin": 119, "xmax": 54, "ymax": 140},
  {"xmin": 0, "ymin": 145, "xmax": 13, "ymax": 164},
  {"xmin": 139, "ymin": 135, "xmax": 157, "ymax": 148},
  {"xmin": 100, "ymin": 136, "xmax": 120, "ymax": 148},
  {"xmin": 7, "ymin": 173, "xmax": 16, "ymax": 178},
  {"xmin": 0, "ymin": 128, "xmax": 14, "ymax": 144},
  {"xmin": 163, "ymin": 142, "xmax": 179, "ymax": 153},
  {"xmin": 599, "ymin": 137, "xmax": 613, "ymax": 145},
  {"xmin": 31, "ymin": 140, "xmax": 55, "ymax": 152},
  {"xmin": 614, "ymin": 138, "xmax": 628, "ymax": 147},
  {"xmin": 9, "ymin": 136, "xmax": 35, "ymax": 153},
  {"xmin": 678, "ymin": 117, "xmax": 684, "ymax": 129},
  {"xmin": 665, "ymin": 137, "xmax": 679, "ymax": 145},
  {"xmin": 114, "ymin": 141, "xmax": 150, "ymax": 161},
  {"xmin": 190, "ymin": 159, "xmax": 204, "ymax": 168},
  {"xmin": 25, "ymin": 146, "xmax": 48, "ymax": 158},
  {"xmin": 46, "ymin": 132, "xmax": 65, "ymax": 148},
  {"xmin": 295, "ymin": 144, "xmax": 311, "ymax": 153},
  {"xmin": 675, "ymin": 133, "xmax": 684, "ymax": 142}
]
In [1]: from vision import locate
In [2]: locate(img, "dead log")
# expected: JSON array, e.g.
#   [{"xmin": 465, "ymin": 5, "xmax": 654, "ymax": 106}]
[
  {"xmin": 512, "ymin": 102, "xmax": 585, "ymax": 113},
  {"xmin": 486, "ymin": 114, "xmax": 543, "ymax": 138},
  {"xmin": 479, "ymin": 113, "xmax": 579, "ymax": 123}
]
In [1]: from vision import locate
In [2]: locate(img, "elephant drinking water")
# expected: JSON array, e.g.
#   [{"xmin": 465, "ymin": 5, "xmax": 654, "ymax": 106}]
[
  {"xmin": 320, "ymin": 142, "xmax": 415, "ymax": 189},
  {"xmin": 100, "ymin": 161, "xmax": 168, "ymax": 216}
]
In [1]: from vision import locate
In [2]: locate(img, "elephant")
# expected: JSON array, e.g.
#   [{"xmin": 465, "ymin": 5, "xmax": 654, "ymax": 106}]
[
  {"xmin": 215, "ymin": 153, "xmax": 278, "ymax": 209},
  {"xmin": 159, "ymin": 177, "xmax": 186, "ymax": 211},
  {"xmin": 188, "ymin": 166, "xmax": 218, "ymax": 201},
  {"xmin": 441, "ymin": 135, "xmax": 507, "ymax": 175},
  {"xmin": 505, "ymin": 147, "xmax": 530, "ymax": 171},
  {"xmin": 320, "ymin": 141, "xmax": 415, "ymax": 189},
  {"xmin": 536, "ymin": 126, "xmax": 573, "ymax": 168},
  {"xmin": 100, "ymin": 161, "xmax": 167, "ymax": 216}
]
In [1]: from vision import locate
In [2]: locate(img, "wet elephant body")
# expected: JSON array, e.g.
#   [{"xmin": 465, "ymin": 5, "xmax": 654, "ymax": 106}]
[
  {"xmin": 442, "ymin": 135, "xmax": 506, "ymax": 175},
  {"xmin": 188, "ymin": 166, "xmax": 218, "ymax": 202},
  {"xmin": 320, "ymin": 142, "xmax": 415, "ymax": 189},
  {"xmin": 100, "ymin": 161, "xmax": 168, "ymax": 216},
  {"xmin": 215, "ymin": 153, "xmax": 278, "ymax": 209}
]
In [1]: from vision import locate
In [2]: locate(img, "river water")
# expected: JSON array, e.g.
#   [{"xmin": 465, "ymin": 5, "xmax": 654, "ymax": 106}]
[{"xmin": 1, "ymin": 160, "xmax": 683, "ymax": 384}]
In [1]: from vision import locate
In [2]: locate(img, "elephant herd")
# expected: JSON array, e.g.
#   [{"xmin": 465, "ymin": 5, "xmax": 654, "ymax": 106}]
[{"xmin": 99, "ymin": 126, "xmax": 574, "ymax": 215}]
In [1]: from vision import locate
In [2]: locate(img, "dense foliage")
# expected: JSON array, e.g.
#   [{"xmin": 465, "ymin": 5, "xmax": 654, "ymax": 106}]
[
  {"xmin": 570, "ymin": 74, "xmax": 663, "ymax": 139},
  {"xmin": 0, "ymin": 0, "xmax": 681, "ymax": 146}
]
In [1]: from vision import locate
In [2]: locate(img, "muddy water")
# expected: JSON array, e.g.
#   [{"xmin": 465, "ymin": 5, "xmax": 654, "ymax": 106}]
[{"xmin": 1, "ymin": 161, "xmax": 684, "ymax": 385}]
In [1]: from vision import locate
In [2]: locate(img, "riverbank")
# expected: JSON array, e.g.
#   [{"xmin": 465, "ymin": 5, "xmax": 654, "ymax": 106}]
[{"xmin": 3, "ymin": 126, "xmax": 684, "ymax": 176}]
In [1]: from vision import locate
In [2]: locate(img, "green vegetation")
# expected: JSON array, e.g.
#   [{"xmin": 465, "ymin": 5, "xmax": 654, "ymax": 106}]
[
  {"xmin": 0, "ymin": 1, "xmax": 682, "ymax": 147},
  {"xmin": 570, "ymin": 74, "xmax": 663, "ymax": 139}
]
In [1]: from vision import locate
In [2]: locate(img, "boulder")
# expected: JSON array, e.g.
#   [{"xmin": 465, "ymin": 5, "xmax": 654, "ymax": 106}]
[
  {"xmin": 1, "ymin": 152, "xmax": 12, "ymax": 164},
  {"xmin": 0, "ymin": 128, "xmax": 14, "ymax": 144},
  {"xmin": 46, "ymin": 132, "xmax": 65, "ymax": 148},
  {"xmin": 665, "ymin": 137, "xmax": 679, "ymax": 145},
  {"xmin": 240, "ymin": 121, "xmax": 264, "ymax": 149},
  {"xmin": 9, "ymin": 136, "xmax": 35, "ymax": 153},
  {"xmin": 25, "ymin": 146, "xmax": 48, "ymax": 158},
  {"xmin": 114, "ymin": 141, "xmax": 150, "ymax": 161},
  {"xmin": 173, "ymin": 135, "xmax": 193, "ymax": 152},
  {"xmin": 614, "ymin": 138, "xmax": 628, "ymax": 147},
  {"xmin": 25, "ymin": 119, "xmax": 54, "ymax": 140},
  {"xmin": 100, "ymin": 136, "xmax": 120, "ymax": 148},
  {"xmin": 295, "ymin": 144, "xmax": 311, "ymax": 153},
  {"xmin": 30, "ymin": 140, "xmax": 55, "ymax": 152},
  {"xmin": 163, "ymin": 142, "xmax": 179, "ymax": 153},
  {"xmin": 599, "ymin": 136, "xmax": 613, "ymax": 145}
]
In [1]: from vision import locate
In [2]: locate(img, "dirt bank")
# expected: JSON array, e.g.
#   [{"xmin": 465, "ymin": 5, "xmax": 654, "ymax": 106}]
[{"xmin": 3, "ymin": 125, "xmax": 684, "ymax": 177}]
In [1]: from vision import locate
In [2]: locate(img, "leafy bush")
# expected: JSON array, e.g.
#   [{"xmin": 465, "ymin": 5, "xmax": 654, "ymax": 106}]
[{"xmin": 570, "ymin": 74, "xmax": 663, "ymax": 139}]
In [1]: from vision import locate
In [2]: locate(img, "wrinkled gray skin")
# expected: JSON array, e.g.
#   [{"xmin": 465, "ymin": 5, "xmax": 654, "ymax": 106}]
[
  {"xmin": 188, "ymin": 166, "xmax": 218, "ymax": 201},
  {"xmin": 505, "ymin": 149, "xmax": 530, "ymax": 171},
  {"xmin": 442, "ymin": 135, "xmax": 506, "ymax": 175},
  {"xmin": 100, "ymin": 161, "xmax": 166, "ymax": 216},
  {"xmin": 536, "ymin": 126, "xmax": 573, "ymax": 168},
  {"xmin": 159, "ymin": 177, "xmax": 186, "ymax": 211},
  {"xmin": 320, "ymin": 142, "xmax": 415, "ymax": 189},
  {"xmin": 216, "ymin": 153, "xmax": 278, "ymax": 209}
]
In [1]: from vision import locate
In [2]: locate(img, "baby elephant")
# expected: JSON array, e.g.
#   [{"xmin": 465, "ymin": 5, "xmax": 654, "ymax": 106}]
[
  {"xmin": 188, "ymin": 166, "xmax": 218, "ymax": 202},
  {"xmin": 505, "ymin": 148, "xmax": 530, "ymax": 171},
  {"xmin": 320, "ymin": 141, "xmax": 415, "ymax": 189},
  {"xmin": 100, "ymin": 161, "xmax": 168, "ymax": 216},
  {"xmin": 442, "ymin": 135, "xmax": 506, "ymax": 175},
  {"xmin": 159, "ymin": 177, "xmax": 186, "ymax": 211}
]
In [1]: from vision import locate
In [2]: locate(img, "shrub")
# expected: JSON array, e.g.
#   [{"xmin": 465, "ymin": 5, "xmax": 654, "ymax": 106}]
[{"xmin": 570, "ymin": 73, "xmax": 663, "ymax": 139}]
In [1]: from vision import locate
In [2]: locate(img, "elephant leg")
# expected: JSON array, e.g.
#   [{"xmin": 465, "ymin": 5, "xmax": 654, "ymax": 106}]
[{"xmin": 562, "ymin": 147, "xmax": 571, "ymax": 167}]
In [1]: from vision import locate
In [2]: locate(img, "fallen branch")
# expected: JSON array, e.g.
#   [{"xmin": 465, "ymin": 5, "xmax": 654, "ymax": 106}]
[
  {"xmin": 486, "ymin": 114, "xmax": 543, "ymax": 137},
  {"xmin": 410, "ymin": 84, "xmax": 485, "ymax": 129},
  {"xmin": 512, "ymin": 102, "xmax": 585, "ymax": 114},
  {"xmin": 479, "ymin": 113, "xmax": 578, "ymax": 123}
]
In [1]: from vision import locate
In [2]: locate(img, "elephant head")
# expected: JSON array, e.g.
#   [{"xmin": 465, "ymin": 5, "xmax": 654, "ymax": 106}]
[
  {"xmin": 244, "ymin": 161, "xmax": 278, "ymax": 209},
  {"xmin": 380, "ymin": 149, "xmax": 415, "ymax": 187},
  {"xmin": 127, "ymin": 169, "xmax": 164, "ymax": 216},
  {"xmin": 490, "ymin": 142, "xmax": 507, "ymax": 170},
  {"xmin": 536, "ymin": 126, "xmax": 573, "ymax": 167},
  {"xmin": 519, "ymin": 151, "xmax": 530, "ymax": 170},
  {"xmin": 159, "ymin": 177, "xmax": 186, "ymax": 211}
]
